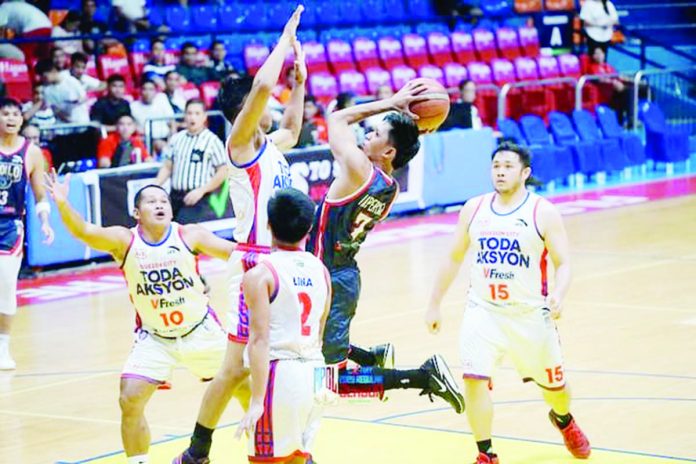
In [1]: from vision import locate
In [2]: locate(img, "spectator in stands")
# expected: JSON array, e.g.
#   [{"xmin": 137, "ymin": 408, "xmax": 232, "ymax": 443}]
[
  {"xmin": 130, "ymin": 79, "xmax": 175, "ymax": 156},
  {"xmin": 163, "ymin": 70, "xmax": 186, "ymax": 114},
  {"xmin": 97, "ymin": 114, "xmax": 149, "ymax": 168},
  {"xmin": 364, "ymin": 84, "xmax": 395, "ymax": 131},
  {"xmin": 22, "ymin": 123, "xmax": 53, "ymax": 169},
  {"xmin": 155, "ymin": 99, "xmax": 227, "ymax": 223},
  {"xmin": 176, "ymin": 42, "xmax": 216, "ymax": 86},
  {"xmin": 274, "ymin": 67, "xmax": 296, "ymax": 105},
  {"xmin": 440, "ymin": 79, "xmax": 483, "ymax": 131},
  {"xmin": 142, "ymin": 39, "xmax": 175, "ymax": 89},
  {"xmin": 35, "ymin": 59, "xmax": 89, "ymax": 125},
  {"xmin": 297, "ymin": 95, "xmax": 328, "ymax": 148},
  {"xmin": 210, "ymin": 40, "xmax": 237, "ymax": 81},
  {"xmin": 90, "ymin": 75, "xmax": 132, "ymax": 132},
  {"xmin": 580, "ymin": 0, "xmax": 619, "ymax": 58},
  {"xmin": 0, "ymin": 1, "xmax": 52, "ymax": 59},
  {"xmin": 22, "ymin": 84, "xmax": 56, "ymax": 128},
  {"xmin": 80, "ymin": 0, "xmax": 111, "ymax": 54},
  {"xmin": 52, "ymin": 10, "xmax": 83, "ymax": 54},
  {"xmin": 63, "ymin": 52, "xmax": 105, "ymax": 93},
  {"xmin": 334, "ymin": 91, "xmax": 365, "ymax": 145},
  {"xmin": 111, "ymin": 0, "xmax": 149, "ymax": 33},
  {"xmin": 51, "ymin": 47, "xmax": 69, "ymax": 72},
  {"xmin": 588, "ymin": 46, "xmax": 632, "ymax": 123}
]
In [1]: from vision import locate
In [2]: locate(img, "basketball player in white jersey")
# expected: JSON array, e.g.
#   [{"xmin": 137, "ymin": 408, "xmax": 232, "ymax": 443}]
[
  {"xmin": 174, "ymin": 7, "xmax": 307, "ymax": 463},
  {"xmin": 425, "ymin": 143, "xmax": 591, "ymax": 464},
  {"xmin": 0, "ymin": 97, "xmax": 54, "ymax": 370},
  {"xmin": 44, "ymin": 176, "xmax": 238, "ymax": 464},
  {"xmin": 235, "ymin": 188, "xmax": 330, "ymax": 464}
]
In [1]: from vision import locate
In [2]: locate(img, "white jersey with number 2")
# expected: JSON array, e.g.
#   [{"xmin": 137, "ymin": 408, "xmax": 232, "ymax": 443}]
[{"xmin": 467, "ymin": 191, "xmax": 549, "ymax": 313}]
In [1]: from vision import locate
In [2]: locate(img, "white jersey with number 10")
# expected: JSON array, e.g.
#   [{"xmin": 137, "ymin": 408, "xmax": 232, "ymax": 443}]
[{"xmin": 467, "ymin": 191, "xmax": 549, "ymax": 313}]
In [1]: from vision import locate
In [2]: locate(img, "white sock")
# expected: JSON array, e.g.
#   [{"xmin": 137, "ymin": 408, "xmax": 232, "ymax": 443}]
[
  {"xmin": 0, "ymin": 334, "xmax": 9, "ymax": 348},
  {"xmin": 127, "ymin": 455, "xmax": 148, "ymax": 464}
]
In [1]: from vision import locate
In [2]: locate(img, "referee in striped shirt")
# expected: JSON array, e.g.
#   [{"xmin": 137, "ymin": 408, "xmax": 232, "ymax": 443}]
[{"xmin": 155, "ymin": 98, "xmax": 228, "ymax": 223}]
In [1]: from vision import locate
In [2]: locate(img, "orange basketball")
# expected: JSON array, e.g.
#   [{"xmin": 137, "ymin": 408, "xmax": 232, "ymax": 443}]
[{"xmin": 407, "ymin": 78, "xmax": 451, "ymax": 133}]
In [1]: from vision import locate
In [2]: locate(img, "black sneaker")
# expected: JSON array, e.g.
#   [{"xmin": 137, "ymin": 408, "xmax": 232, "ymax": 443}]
[
  {"xmin": 419, "ymin": 354, "xmax": 465, "ymax": 414},
  {"xmin": 370, "ymin": 343, "xmax": 395, "ymax": 369},
  {"xmin": 172, "ymin": 450, "xmax": 210, "ymax": 464}
]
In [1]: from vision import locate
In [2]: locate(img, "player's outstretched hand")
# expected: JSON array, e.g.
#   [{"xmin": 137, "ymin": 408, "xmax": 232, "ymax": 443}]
[
  {"xmin": 424, "ymin": 307, "xmax": 442, "ymax": 334},
  {"xmin": 43, "ymin": 169, "xmax": 70, "ymax": 205},
  {"xmin": 545, "ymin": 294, "xmax": 563, "ymax": 320},
  {"xmin": 390, "ymin": 80, "xmax": 429, "ymax": 120},
  {"xmin": 282, "ymin": 4, "xmax": 304, "ymax": 41},
  {"xmin": 292, "ymin": 39, "xmax": 307, "ymax": 87},
  {"xmin": 235, "ymin": 401, "xmax": 264, "ymax": 439}
]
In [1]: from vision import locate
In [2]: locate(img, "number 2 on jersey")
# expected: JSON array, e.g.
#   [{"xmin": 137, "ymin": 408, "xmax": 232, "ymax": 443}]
[
  {"xmin": 297, "ymin": 292, "xmax": 312, "ymax": 336},
  {"xmin": 489, "ymin": 284, "xmax": 509, "ymax": 301}
]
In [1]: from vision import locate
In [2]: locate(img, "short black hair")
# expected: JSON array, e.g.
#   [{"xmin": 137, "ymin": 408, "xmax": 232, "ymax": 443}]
[
  {"xmin": 336, "ymin": 92, "xmax": 355, "ymax": 110},
  {"xmin": 267, "ymin": 188, "xmax": 316, "ymax": 243},
  {"xmin": 384, "ymin": 113, "xmax": 420, "ymax": 170},
  {"xmin": 459, "ymin": 78, "xmax": 474, "ymax": 89},
  {"xmin": 218, "ymin": 75, "xmax": 253, "ymax": 123},
  {"xmin": 71, "ymin": 51, "xmax": 89, "ymax": 65},
  {"xmin": 134, "ymin": 185, "xmax": 170, "ymax": 208},
  {"xmin": 181, "ymin": 42, "xmax": 197, "ymax": 52},
  {"xmin": 185, "ymin": 98, "xmax": 206, "ymax": 111},
  {"xmin": 164, "ymin": 70, "xmax": 179, "ymax": 80},
  {"xmin": 140, "ymin": 78, "xmax": 156, "ymax": 88},
  {"xmin": 107, "ymin": 74, "xmax": 125, "ymax": 85},
  {"xmin": 35, "ymin": 58, "xmax": 57, "ymax": 75},
  {"xmin": 212, "ymin": 40, "xmax": 224, "ymax": 48},
  {"xmin": 491, "ymin": 141, "xmax": 542, "ymax": 187},
  {"xmin": 151, "ymin": 38, "xmax": 165, "ymax": 49},
  {"xmin": 0, "ymin": 97, "xmax": 22, "ymax": 112}
]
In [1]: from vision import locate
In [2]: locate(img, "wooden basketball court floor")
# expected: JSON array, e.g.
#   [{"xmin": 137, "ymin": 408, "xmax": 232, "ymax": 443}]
[{"xmin": 2, "ymin": 187, "xmax": 696, "ymax": 463}]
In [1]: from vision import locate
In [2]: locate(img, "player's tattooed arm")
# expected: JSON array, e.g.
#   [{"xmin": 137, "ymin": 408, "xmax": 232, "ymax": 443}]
[
  {"xmin": 44, "ymin": 170, "xmax": 131, "ymax": 260},
  {"xmin": 425, "ymin": 197, "xmax": 479, "ymax": 334},
  {"xmin": 180, "ymin": 224, "xmax": 236, "ymax": 261},
  {"xmin": 228, "ymin": 5, "xmax": 303, "ymax": 160},
  {"xmin": 236, "ymin": 265, "xmax": 275, "ymax": 438},
  {"xmin": 270, "ymin": 39, "xmax": 306, "ymax": 152},
  {"xmin": 538, "ymin": 200, "xmax": 572, "ymax": 319}
]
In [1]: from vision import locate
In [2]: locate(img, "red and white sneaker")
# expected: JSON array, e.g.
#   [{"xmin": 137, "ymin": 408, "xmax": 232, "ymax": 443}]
[
  {"xmin": 474, "ymin": 452, "xmax": 499, "ymax": 464},
  {"xmin": 549, "ymin": 411, "xmax": 591, "ymax": 459}
]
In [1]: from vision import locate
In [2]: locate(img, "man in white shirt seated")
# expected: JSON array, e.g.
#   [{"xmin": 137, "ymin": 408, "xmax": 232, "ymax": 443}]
[
  {"xmin": 130, "ymin": 79, "xmax": 176, "ymax": 155},
  {"xmin": 60, "ymin": 52, "xmax": 106, "ymax": 93}
]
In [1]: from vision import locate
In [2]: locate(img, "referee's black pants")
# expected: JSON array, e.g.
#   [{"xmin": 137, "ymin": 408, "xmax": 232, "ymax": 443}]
[{"xmin": 170, "ymin": 189, "xmax": 211, "ymax": 225}]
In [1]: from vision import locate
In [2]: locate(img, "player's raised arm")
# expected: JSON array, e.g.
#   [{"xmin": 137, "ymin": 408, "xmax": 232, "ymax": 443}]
[
  {"xmin": 227, "ymin": 6, "xmax": 303, "ymax": 157},
  {"xmin": 26, "ymin": 143, "xmax": 54, "ymax": 245},
  {"xmin": 327, "ymin": 80, "xmax": 427, "ymax": 186},
  {"xmin": 269, "ymin": 39, "xmax": 306, "ymax": 152},
  {"xmin": 180, "ymin": 223, "xmax": 237, "ymax": 261},
  {"xmin": 425, "ymin": 197, "xmax": 480, "ymax": 333},
  {"xmin": 538, "ymin": 200, "xmax": 572, "ymax": 319},
  {"xmin": 44, "ymin": 170, "xmax": 132, "ymax": 260},
  {"xmin": 235, "ymin": 265, "xmax": 275, "ymax": 437}
]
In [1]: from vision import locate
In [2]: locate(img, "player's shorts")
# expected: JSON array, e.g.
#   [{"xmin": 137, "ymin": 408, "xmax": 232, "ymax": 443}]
[
  {"xmin": 121, "ymin": 310, "xmax": 226, "ymax": 384},
  {"xmin": 249, "ymin": 358, "xmax": 324, "ymax": 462},
  {"xmin": 459, "ymin": 301, "xmax": 566, "ymax": 390},
  {"xmin": 321, "ymin": 266, "xmax": 361, "ymax": 364},
  {"xmin": 0, "ymin": 219, "xmax": 23, "ymax": 316},
  {"xmin": 227, "ymin": 244, "xmax": 271, "ymax": 344}
]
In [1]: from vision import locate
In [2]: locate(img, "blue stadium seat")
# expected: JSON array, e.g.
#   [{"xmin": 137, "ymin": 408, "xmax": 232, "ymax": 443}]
[
  {"xmin": 638, "ymin": 101, "xmax": 690, "ymax": 163},
  {"xmin": 147, "ymin": 6, "xmax": 164, "ymax": 28},
  {"xmin": 480, "ymin": 0, "xmax": 514, "ymax": 17},
  {"xmin": 218, "ymin": 4, "xmax": 245, "ymax": 31},
  {"xmin": 415, "ymin": 23, "xmax": 449, "ymax": 36},
  {"xmin": 520, "ymin": 115, "xmax": 575, "ymax": 180},
  {"xmin": 595, "ymin": 105, "xmax": 646, "ymax": 166},
  {"xmin": 572, "ymin": 109, "xmax": 630, "ymax": 171},
  {"xmin": 165, "ymin": 5, "xmax": 191, "ymax": 33},
  {"xmin": 191, "ymin": 5, "xmax": 219, "ymax": 32},
  {"xmin": 238, "ymin": 3, "xmax": 269, "ymax": 32},
  {"xmin": 218, "ymin": 34, "xmax": 244, "ymax": 56},
  {"xmin": 297, "ymin": 30, "xmax": 318, "ymax": 43},
  {"xmin": 406, "ymin": 0, "xmax": 437, "ymax": 21},
  {"xmin": 384, "ymin": 0, "xmax": 407, "ymax": 23},
  {"xmin": 498, "ymin": 119, "xmax": 557, "ymax": 183},
  {"xmin": 548, "ymin": 111, "xmax": 605, "ymax": 175},
  {"xmin": 131, "ymin": 39, "xmax": 151, "ymax": 53}
]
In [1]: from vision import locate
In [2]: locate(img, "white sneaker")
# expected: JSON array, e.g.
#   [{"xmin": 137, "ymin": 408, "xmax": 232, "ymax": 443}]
[{"xmin": 0, "ymin": 345, "xmax": 16, "ymax": 370}]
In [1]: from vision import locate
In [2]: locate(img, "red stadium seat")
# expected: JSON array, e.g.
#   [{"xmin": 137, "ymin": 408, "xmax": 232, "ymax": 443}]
[
  {"xmin": 0, "ymin": 59, "xmax": 32, "ymax": 101},
  {"xmin": 518, "ymin": 27, "xmax": 540, "ymax": 57},
  {"xmin": 514, "ymin": 0, "xmax": 542, "ymax": 13},
  {"xmin": 98, "ymin": 54, "xmax": 134, "ymax": 89},
  {"xmin": 426, "ymin": 32, "xmax": 454, "ymax": 67},
  {"xmin": 418, "ymin": 64, "xmax": 445, "ymax": 86},
  {"xmin": 327, "ymin": 39, "xmax": 355, "ymax": 74},
  {"xmin": 495, "ymin": 27, "xmax": 523, "ymax": 61},
  {"xmin": 514, "ymin": 57, "xmax": 556, "ymax": 119},
  {"xmin": 467, "ymin": 61, "xmax": 497, "ymax": 126},
  {"xmin": 377, "ymin": 36, "xmax": 406, "ymax": 71},
  {"xmin": 450, "ymin": 31, "xmax": 477, "ymax": 64},
  {"xmin": 130, "ymin": 52, "xmax": 148, "ymax": 79},
  {"xmin": 402, "ymin": 34, "xmax": 430, "ymax": 69},
  {"xmin": 200, "ymin": 81, "xmax": 220, "ymax": 108},
  {"xmin": 364, "ymin": 67, "xmax": 392, "ymax": 94},
  {"xmin": 181, "ymin": 82, "xmax": 201, "ymax": 101},
  {"xmin": 304, "ymin": 41, "xmax": 329, "ymax": 74},
  {"xmin": 244, "ymin": 43, "xmax": 270, "ymax": 76},
  {"xmin": 472, "ymin": 28, "xmax": 499, "ymax": 62},
  {"xmin": 308, "ymin": 73, "xmax": 338, "ymax": 105},
  {"xmin": 557, "ymin": 54, "xmax": 600, "ymax": 112},
  {"xmin": 390, "ymin": 65, "xmax": 417, "ymax": 91},
  {"xmin": 338, "ymin": 70, "xmax": 368, "ymax": 96},
  {"xmin": 353, "ymin": 37, "xmax": 380, "ymax": 72},
  {"xmin": 85, "ymin": 57, "xmax": 99, "ymax": 79},
  {"xmin": 490, "ymin": 59, "xmax": 516, "ymax": 86},
  {"xmin": 443, "ymin": 62, "xmax": 468, "ymax": 89}
]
